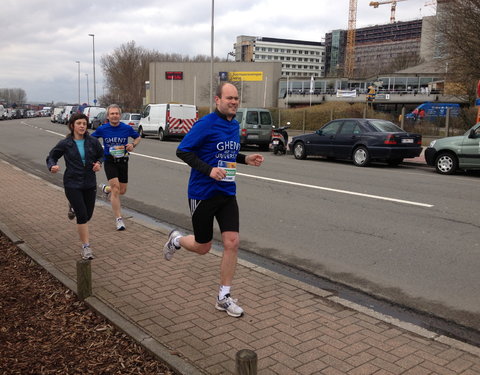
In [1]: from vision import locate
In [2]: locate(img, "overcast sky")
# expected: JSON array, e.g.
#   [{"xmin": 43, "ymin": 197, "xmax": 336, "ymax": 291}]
[{"xmin": 0, "ymin": 0, "xmax": 434, "ymax": 104}]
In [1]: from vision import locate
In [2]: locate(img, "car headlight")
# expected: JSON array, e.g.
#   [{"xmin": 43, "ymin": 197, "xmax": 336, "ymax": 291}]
[{"xmin": 429, "ymin": 140, "xmax": 436, "ymax": 147}]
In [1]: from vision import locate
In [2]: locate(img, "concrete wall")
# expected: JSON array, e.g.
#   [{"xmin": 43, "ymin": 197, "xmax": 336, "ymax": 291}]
[{"xmin": 148, "ymin": 61, "xmax": 282, "ymax": 108}]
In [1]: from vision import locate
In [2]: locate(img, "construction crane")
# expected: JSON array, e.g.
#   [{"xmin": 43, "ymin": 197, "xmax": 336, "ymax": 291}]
[
  {"xmin": 369, "ymin": 0, "xmax": 408, "ymax": 23},
  {"xmin": 345, "ymin": 0, "xmax": 358, "ymax": 78}
]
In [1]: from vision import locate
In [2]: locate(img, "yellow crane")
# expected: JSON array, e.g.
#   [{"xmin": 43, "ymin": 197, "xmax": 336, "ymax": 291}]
[
  {"xmin": 369, "ymin": 0, "xmax": 408, "ymax": 23},
  {"xmin": 345, "ymin": 0, "xmax": 358, "ymax": 78}
]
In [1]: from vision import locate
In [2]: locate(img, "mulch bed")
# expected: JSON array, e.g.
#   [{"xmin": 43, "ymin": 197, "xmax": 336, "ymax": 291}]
[{"xmin": 0, "ymin": 232, "xmax": 175, "ymax": 375}]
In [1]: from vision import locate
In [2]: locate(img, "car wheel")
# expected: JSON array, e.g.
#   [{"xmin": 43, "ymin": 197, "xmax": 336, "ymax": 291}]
[
  {"xmin": 387, "ymin": 158, "xmax": 403, "ymax": 166},
  {"xmin": 158, "ymin": 128, "xmax": 165, "ymax": 141},
  {"xmin": 435, "ymin": 152, "xmax": 458, "ymax": 175},
  {"xmin": 353, "ymin": 146, "xmax": 370, "ymax": 167},
  {"xmin": 139, "ymin": 127, "xmax": 145, "ymax": 138},
  {"xmin": 293, "ymin": 142, "xmax": 306, "ymax": 159}
]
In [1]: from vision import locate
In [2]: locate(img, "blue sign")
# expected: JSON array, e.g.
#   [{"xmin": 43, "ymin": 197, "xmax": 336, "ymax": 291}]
[
  {"xmin": 476, "ymin": 98, "xmax": 480, "ymax": 106},
  {"xmin": 219, "ymin": 72, "xmax": 228, "ymax": 81},
  {"xmin": 93, "ymin": 99, "xmax": 97, "ymax": 104}
]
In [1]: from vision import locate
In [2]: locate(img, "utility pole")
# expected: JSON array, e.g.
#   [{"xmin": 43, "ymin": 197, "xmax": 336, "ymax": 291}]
[
  {"xmin": 75, "ymin": 61, "xmax": 80, "ymax": 104},
  {"xmin": 88, "ymin": 34, "xmax": 97, "ymax": 106}
]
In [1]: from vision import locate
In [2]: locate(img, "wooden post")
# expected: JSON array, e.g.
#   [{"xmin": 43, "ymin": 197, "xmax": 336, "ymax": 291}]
[
  {"xmin": 445, "ymin": 107, "xmax": 450, "ymax": 137},
  {"xmin": 303, "ymin": 110, "xmax": 306, "ymax": 133},
  {"xmin": 236, "ymin": 349, "xmax": 257, "ymax": 375},
  {"xmin": 76, "ymin": 259, "xmax": 92, "ymax": 300},
  {"xmin": 400, "ymin": 106, "xmax": 405, "ymax": 129}
]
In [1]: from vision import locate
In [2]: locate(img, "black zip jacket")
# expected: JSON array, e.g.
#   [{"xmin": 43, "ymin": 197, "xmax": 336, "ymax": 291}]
[{"xmin": 46, "ymin": 134, "xmax": 104, "ymax": 189}]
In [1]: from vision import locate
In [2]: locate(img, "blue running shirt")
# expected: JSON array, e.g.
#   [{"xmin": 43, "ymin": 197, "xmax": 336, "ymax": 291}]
[
  {"xmin": 91, "ymin": 122, "xmax": 140, "ymax": 157},
  {"xmin": 178, "ymin": 112, "xmax": 240, "ymax": 200}
]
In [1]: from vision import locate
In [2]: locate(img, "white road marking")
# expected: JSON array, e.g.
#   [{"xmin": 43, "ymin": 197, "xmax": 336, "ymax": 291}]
[
  {"xmin": 40, "ymin": 125, "xmax": 434, "ymax": 208},
  {"xmin": 133, "ymin": 152, "xmax": 434, "ymax": 208}
]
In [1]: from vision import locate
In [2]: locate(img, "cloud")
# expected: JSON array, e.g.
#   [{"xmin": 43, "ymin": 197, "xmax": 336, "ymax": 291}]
[{"xmin": 0, "ymin": 0, "xmax": 429, "ymax": 103}]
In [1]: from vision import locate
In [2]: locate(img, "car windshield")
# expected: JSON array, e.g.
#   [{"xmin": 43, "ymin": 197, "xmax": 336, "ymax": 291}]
[{"xmin": 368, "ymin": 120, "xmax": 403, "ymax": 133}]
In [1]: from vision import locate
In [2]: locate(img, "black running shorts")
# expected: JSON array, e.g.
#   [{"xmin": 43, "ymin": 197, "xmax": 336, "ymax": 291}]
[
  {"xmin": 104, "ymin": 158, "xmax": 129, "ymax": 183},
  {"xmin": 189, "ymin": 195, "xmax": 239, "ymax": 244}
]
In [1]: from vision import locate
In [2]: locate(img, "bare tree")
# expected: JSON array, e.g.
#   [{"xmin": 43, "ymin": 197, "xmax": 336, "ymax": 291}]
[
  {"xmin": 437, "ymin": 0, "xmax": 480, "ymax": 102},
  {"xmin": 100, "ymin": 41, "xmax": 224, "ymax": 111},
  {"xmin": 0, "ymin": 88, "xmax": 27, "ymax": 106}
]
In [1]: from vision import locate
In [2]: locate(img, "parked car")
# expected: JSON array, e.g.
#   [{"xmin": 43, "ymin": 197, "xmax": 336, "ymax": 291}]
[
  {"xmin": 236, "ymin": 107, "xmax": 274, "ymax": 151},
  {"xmin": 120, "ymin": 112, "xmax": 142, "ymax": 131},
  {"xmin": 425, "ymin": 123, "xmax": 480, "ymax": 175},
  {"xmin": 83, "ymin": 106, "xmax": 106, "ymax": 128},
  {"xmin": 289, "ymin": 118, "xmax": 422, "ymax": 167},
  {"xmin": 91, "ymin": 110, "xmax": 108, "ymax": 129}
]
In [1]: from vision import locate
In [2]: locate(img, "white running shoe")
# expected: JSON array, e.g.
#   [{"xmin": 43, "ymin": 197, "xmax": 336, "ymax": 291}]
[
  {"xmin": 99, "ymin": 183, "xmax": 111, "ymax": 199},
  {"xmin": 116, "ymin": 217, "xmax": 126, "ymax": 231},
  {"xmin": 163, "ymin": 230, "xmax": 181, "ymax": 260},
  {"xmin": 81, "ymin": 245, "xmax": 94, "ymax": 260},
  {"xmin": 215, "ymin": 294, "xmax": 244, "ymax": 317}
]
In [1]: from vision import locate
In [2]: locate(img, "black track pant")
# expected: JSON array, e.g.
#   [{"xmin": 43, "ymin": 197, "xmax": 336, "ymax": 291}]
[{"xmin": 64, "ymin": 186, "xmax": 96, "ymax": 224}]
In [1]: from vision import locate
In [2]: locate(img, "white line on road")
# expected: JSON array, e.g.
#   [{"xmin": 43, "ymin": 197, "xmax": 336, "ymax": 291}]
[
  {"xmin": 133, "ymin": 152, "xmax": 434, "ymax": 208},
  {"xmin": 41, "ymin": 127, "xmax": 433, "ymax": 208}
]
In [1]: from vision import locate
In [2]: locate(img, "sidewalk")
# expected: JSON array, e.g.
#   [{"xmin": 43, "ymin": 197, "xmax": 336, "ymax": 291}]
[{"xmin": 1, "ymin": 159, "xmax": 479, "ymax": 375}]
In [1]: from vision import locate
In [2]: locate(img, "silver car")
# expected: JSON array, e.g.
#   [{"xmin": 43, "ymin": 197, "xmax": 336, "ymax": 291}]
[{"xmin": 121, "ymin": 113, "xmax": 141, "ymax": 131}]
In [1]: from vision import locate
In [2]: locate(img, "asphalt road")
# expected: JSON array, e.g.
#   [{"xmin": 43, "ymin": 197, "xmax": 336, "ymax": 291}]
[{"xmin": 1, "ymin": 117, "xmax": 479, "ymax": 332}]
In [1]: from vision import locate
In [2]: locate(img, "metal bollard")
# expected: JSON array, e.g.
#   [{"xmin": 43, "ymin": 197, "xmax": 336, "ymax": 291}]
[
  {"xmin": 76, "ymin": 259, "xmax": 92, "ymax": 300},
  {"xmin": 236, "ymin": 349, "xmax": 257, "ymax": 375}
]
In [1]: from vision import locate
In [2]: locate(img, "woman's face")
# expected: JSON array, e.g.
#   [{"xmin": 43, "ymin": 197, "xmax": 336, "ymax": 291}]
[{"xmin": 73, "ymin": 119, "xmax": 88, "ymax": 137}]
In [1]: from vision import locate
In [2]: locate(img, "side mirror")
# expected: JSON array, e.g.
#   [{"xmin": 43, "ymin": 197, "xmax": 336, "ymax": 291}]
[
  {"xmin": 468, "ymin": 129, "xmax": 477, "ymax": 138},
  {"xmin": 316, "ymin": 129, "xmax": 323, "ymax": 135}
]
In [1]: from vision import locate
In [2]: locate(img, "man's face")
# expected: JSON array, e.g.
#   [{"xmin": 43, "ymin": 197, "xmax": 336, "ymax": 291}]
[
  {"xmin": 107, "ymin": 108, "xmax": 121, "ymax": 126},
  {"xmin": 215, "ymin": 84, "xmax": 239, "ymax": 120}
]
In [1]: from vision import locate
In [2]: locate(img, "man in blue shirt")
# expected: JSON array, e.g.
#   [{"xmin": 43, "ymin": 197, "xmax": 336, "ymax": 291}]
[
  {"xmin": 163, "ymin": 82, "xmax": 264, "ymax": 317},
  {"xmin": 91, "ymin": 104, "xmax": 140, "ymax": 231}
]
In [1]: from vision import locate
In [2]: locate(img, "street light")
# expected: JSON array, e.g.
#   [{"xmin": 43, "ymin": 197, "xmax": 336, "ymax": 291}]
[
  {"xmin": 88, "ymin": 33, "xmax": 97, "ymax": 106},
  {"xmin": 210, "ymin": 0, "xmax": 214, "ymax": 113},
  {"xmin": 85, "ymin": 73, "xmax": 90, "ymax": 105},
  {"xmin": 75, "ymin": 61, "xmax": 80, "ymax": 105}
]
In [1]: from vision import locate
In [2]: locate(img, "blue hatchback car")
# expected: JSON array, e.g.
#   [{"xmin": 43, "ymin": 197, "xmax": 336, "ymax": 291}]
[{"xmin": 289, "ymin": 118, "xmax": 422, "ymax": 167}]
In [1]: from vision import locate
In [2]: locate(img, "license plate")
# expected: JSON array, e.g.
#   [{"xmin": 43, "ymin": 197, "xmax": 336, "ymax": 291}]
[
  {"xmin": 273, "ymin": 140, "xmax": 279, "ymax": 144},
  {"xmin": 402, "ymin": 139, "xmax": 414, "ymax": 143},
  {"xmin": 248, "ymin": 135, "xmax": 259, "ymax": 139}
]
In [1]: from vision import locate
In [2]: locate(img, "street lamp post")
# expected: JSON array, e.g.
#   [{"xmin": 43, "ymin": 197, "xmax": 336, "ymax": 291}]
[
  {"xmin": 209, "ymin": 0, "xmax": 214, "ymax": 113},
  {"xmin": 88, "ymin": 34, "xmax": 97, "ymax": 106},
  {"xmin": 75, "ymin": 61, "xmax": 80, "ymax": 105},
  {"xmin": 85, "ymin": 73, "xmax": 90, "ymax": 105}
]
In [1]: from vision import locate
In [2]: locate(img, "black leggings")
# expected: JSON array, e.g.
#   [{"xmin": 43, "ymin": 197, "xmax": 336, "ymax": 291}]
[{"xmin": 64, "ymin": 186, "xmax": 96, "ymax": 224}]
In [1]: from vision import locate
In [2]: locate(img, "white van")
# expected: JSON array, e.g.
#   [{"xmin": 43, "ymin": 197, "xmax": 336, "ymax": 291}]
[
  {"xmin": 61, "ymin": 105, "xmax": 78, "ymax": 124},
  {"xmin": 83, "ymin": 106, "xmax": 106, "ymax": 128},
  {"xmin": 51, "ymin": 107, "xmax": 64, "ymax": 123},
  {"xmin": 0, "ymin": 105, "xmax": 5, "ymax": 120},
  {"xmin": 138, "ymin": 103, "xmax": 198, "ymax": 141}
]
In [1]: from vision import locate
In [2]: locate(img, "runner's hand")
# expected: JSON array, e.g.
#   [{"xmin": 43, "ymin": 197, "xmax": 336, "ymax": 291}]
[
  {"xmin": 210, "ymin": 167, "xmax": 227, "ymax": 181},
  {"xmin": 50, "ymin": 165, "xmax": 60, "ymax": 173},
  {"xmin": 246, "ymin": 154, "xmax": 264, "ymax": 167},
  {"xmin": 92, "ymin": 161, "xmax": 101, "ymax": 172}
]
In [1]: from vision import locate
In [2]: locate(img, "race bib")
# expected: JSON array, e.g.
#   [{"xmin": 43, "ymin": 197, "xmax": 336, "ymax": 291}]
[
  {"xmin": 218, "ymin": 160, "xmax": 236, "ymax": 182},
  {"xmin": 109, "ymin": 145, "xmax": 127, "ymax": 158}
]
